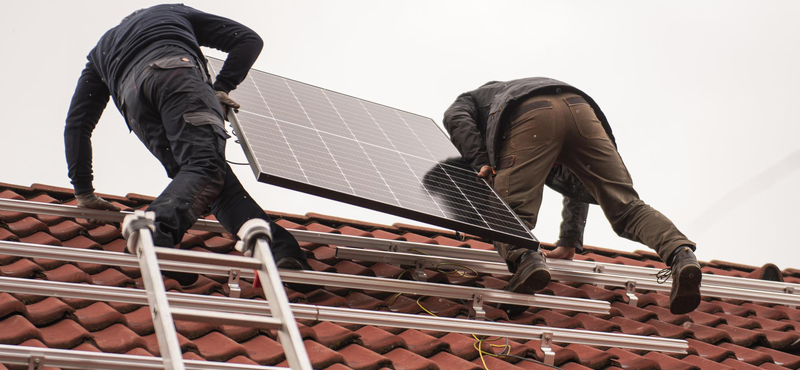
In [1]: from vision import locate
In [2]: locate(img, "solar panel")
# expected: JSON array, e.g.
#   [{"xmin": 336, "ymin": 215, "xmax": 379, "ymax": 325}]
[{"xmin": 208, "ymin": 58, "xmax": 538, "ymax": 249}]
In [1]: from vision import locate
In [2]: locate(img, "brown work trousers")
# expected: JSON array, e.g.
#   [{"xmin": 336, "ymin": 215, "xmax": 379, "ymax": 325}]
[{"xmin": 493, "ymin": 92, "xmax": 694, "ymax": 269}]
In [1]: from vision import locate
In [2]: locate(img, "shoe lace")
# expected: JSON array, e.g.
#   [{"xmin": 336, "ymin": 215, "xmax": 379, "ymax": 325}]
[{"xmin": 656, "ymin": 268, "xmax": 672, "ymax": 284}]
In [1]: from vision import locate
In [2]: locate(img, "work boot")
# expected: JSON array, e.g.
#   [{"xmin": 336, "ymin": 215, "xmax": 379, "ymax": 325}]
[
  {"xmin": 661, "ymin": 246, "xmax": 702, "ymax": 314},
  {"xmin": 497, "ymin": 250, "xmax": 551, "ymax": 316}
]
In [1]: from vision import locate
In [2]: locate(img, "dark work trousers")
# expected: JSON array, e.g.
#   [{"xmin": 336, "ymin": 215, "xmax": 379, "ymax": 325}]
[
  {"xmin": 118, "ymin": 45, "xmax": 306, "ymax": 263},
  {"xmin": 492, "ymin": 92, "xmax": 694, "ymax": 269}
]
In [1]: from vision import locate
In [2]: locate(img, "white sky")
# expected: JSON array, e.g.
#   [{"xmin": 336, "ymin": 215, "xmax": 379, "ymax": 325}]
[{"xmin": 2, "ymin": 1, "xmax": 799, "ymax": 269}]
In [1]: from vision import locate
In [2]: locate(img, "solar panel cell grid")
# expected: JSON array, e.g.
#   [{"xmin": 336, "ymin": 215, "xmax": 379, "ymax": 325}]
[{"xmin": 208, "ymin": 58, "xmax": 537, "ymax": 248}]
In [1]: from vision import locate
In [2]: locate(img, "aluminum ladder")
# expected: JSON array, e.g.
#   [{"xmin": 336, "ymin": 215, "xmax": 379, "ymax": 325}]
[{"xmin": 122, "ymin": 211, "xmax": 311, "ymax": 370}]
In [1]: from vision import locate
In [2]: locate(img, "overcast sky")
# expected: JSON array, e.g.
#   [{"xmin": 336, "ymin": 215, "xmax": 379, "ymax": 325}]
[{"xmin": 2, "ymin": 1, "xmax": 799, "ymax": 269}]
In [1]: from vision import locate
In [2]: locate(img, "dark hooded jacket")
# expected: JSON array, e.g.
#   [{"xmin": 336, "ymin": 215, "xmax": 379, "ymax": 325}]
[
  {"xmin": 443, "ymin": 77, "xmax": 616, "ymax": 204},
  {"xmin": 64, "ymin": 4, "xmax": 263, "ymax": 195}
]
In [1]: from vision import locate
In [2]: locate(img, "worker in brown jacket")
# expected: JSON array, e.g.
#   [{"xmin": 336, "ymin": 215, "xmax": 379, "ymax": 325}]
[{"xmin": 443, "ymin": 78, "xmax": 702, "ymax": 314}]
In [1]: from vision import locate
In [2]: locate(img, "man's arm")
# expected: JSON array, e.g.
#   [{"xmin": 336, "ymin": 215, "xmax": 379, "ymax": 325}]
[
  {"xmin": 188, "ymin": 7, "xmax": 264, "ymax": 93},
  {"xmin": 547, "ymin": 196, "xmax": 590, "ymax": 260},
  {"xmin": 64, "ymin": 61, "xmax": 110, "ymax": 196},
  {"xmin": 443, "ymin": 92, "xmax": 490, "ymax": 171}
]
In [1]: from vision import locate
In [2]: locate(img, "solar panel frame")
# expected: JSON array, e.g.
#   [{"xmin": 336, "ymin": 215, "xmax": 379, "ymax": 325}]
[{"xmin": 208, "ymin": 58, "xmax": 539, "ymax": 249}]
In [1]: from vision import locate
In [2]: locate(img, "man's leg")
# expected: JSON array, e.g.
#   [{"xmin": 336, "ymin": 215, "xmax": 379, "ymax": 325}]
[
  {"xmin": 555, "ymin": 92, "xmax": 701, "ymax": 314},
  {"xmin": 555, "ymin": 93, "xmax": 694, "ymax": 262},
  {"xmin": 493, "ymin": 96, "xmax": 566, "ymax": 301},
  {"xmin": 210, "ymin": 163, "xmax": 308, "ymax": 263}
]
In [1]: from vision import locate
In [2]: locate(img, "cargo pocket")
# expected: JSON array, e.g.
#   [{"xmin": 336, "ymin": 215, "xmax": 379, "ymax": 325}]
[
  {"xmin": 567, "ymin": 100, "xmax": 606, "ymax": 139},
  {"xmin": 149, "ymin": 55, "xmax": 196, "ymax": 70},
  {"xmin": 183, "ymin": 111, "xmax": 230, "ymax": 138}
]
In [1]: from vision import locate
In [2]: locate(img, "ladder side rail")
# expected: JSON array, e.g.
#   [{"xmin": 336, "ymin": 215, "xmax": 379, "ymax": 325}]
[
  {"xmin": 0, "ymin": 276, "xmax": 686, "ymax": 354},
  {"xmin": 238, "ymin": 220, "xmax": 312, "ymax": 370},
  {"xmin": 124, "ymin": 212, "xmax": 185, "ymax": 370}
]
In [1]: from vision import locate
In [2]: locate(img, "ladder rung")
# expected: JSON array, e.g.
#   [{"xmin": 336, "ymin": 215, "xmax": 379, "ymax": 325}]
[
  {"xmin": 170, "ymin": 308, "xmax": 283, "ymax": 330},
  {"xmin": 154, "ymin": 247, "xmax": 262, "ymax": 270}
]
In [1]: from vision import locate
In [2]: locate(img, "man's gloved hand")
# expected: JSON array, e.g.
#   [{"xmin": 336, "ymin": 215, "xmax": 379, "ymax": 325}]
[
  {"xmin": 76, "ymin": 192, "xmax": 121, "ymax": 226},
  {"xmin": 215, "ymin": 91, "xmax": 241, "ymax": 121},
  {"xmin": 477, "ymin": 165, "xmax": 496, "ymax": 187}
]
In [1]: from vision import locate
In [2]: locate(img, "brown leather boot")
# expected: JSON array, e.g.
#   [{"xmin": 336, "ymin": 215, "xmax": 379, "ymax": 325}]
[
  {"xmin": 664, "ymin": 246, "xmax": 702, "ymax": 314},
  {"xmin": 498, "ymin": 251, "xmax": 551, "ymax": 316}
]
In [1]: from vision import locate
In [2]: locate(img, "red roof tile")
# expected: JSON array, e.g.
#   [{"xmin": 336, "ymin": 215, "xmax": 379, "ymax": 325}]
[
  {"xmin": 38, "ymin": 319, "xmax": 91, "ymax": 348},
  {"xmin": 719, "ymin": 342, "xmax": 775, "ymax": 365},
  {"xmin": 338, "ymin": 343, "xmax": 393, "ymax": 370},
  {"xmin": 23, "ymin": 297, "xmax": 74, "ymax": 326},
  {"xmin": 241, "ymin": 335, "xmax": 285, "ymax": 365},
  {"xmin": 384, "ymin": 348, "xmax": 439, "ymax": 370},
  {"xmin": 428, "ymin": 350, "xmax": 483, "ymax": 370},
  {"xmin": 191, "ymin": 331, "xmax": 248, "ymax": 361}
]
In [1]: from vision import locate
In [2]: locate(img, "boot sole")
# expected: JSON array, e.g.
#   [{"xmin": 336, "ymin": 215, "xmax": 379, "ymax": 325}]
[
  {"xmin": 506, "ymin": 267, "xmax": 552, "ymax": 295},
  {"xmin": 670, "ymin": 264, "xmax": 702, "ymax": 314}
]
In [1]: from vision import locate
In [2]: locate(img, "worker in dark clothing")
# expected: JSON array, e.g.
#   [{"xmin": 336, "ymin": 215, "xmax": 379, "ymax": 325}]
[
  {"xmin": 444, "ymin": 78, "xmax": 702, "ymax": 314},
  {"xmin": 64, "ymin": 4, "xmax": 310, "ymax": 286}
]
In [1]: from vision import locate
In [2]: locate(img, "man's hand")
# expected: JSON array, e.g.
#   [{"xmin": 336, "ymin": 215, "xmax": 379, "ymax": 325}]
[
  {"xmin": 76, "ymin": 192, "xmax": 120, "ymax": 226},
  {"xmin": 477, "ymin": 165, "xmax": 496, "ymax": 187},
  {"xmin": 215, "ymin": 91, "xmax": 241, "ymax": 120}
]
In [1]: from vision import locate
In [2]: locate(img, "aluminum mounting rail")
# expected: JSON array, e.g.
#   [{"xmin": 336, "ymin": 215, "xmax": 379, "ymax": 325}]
[
  {"xmin": 2, "ymin": 198, "xmax": 798, "ymax": 307},
  {"xmin": 336, "ymin": 246, "xmax": 800, "ymax": 308},
  {"xmin": 0, "ymin": 240, "xmax": 609, "ymax": 315},
  {"xmin": 0, "ymin": 344, "xmax": 286, "ymax": 370},
  {"xmin": 0, "ymin": 275, "xmax": 687, "ymax": 356}
]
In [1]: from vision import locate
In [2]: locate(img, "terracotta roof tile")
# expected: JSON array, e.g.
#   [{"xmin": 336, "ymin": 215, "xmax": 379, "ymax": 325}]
[
  {"xmin": 753, "ymin": 328, "xmax": 800, "ymax": 350},
  {"xmin": 42, "ymin": 263, "xmax": 92, "ymax": 284},
  {"xmin": 0, "ymin": 293, "xmax": 25, "ymax": 318},
  {"xmin": 719, "ymin": 342, "xmax": 774, "ymax": 365},
  {"xmin": 369, "ymin": 262, "xmax": 407, "ymax": 279},
  {"xmin": 201, "ymin": 235, "xmax": 235, "ymax": 253},
  {"xmin": 19, "ymin": 231, "xmax": 62, "ymax": 246},
  {"xmin": 179, "ymin": 233, "xmax": 206, "ymax": 249},
  {"xmin": 90, "ymin": 323, "xmax": 147, "ymax": 353},
  {"xmin": 47, "ymin": 220, "xmax": 86, "ymax": 241},
  {"xmin": 643, "ymin": 352, "xmax": 700, "ymax": 369},
  {"xmin": 749, "ymin": 316, "xmax": 794, "ymax": 331},
  {"xmin": 0, "ymin": 228, "xmax": 17, "ymax": 242},
  {"xmin": 716, "ymin": 324, "xmax": 766, "ymax": 347},
  {"xmin": 308, "ymin": 322, "xmax": 360, "ymax": 349},
  {"xmin": 611, "ymin": 302, "xmax": 658, "ymax": 322},
  {"xmin": 346, "ymin": 292, "xmax": 386, "ymax": 310},
  {"xmin": 464, "ymin": 239, "xmax": 494, "ymax": 251},
  {"xmin": 711, "ymin": 300, "xmax": 756, "ymax": 317},
  {"xmin": 564, "ymin": 343, "xmax": 618, "ymax": 368},
  {"xmin": 0, "ymin": 258, "xmax": 43, "ymax": 278},
  {"xmin": 86, "ymin": 225, "xmax": 122, "ymax": 244},
  {"xmin": 174, "ymin": 319, "xmax": 216, "ymax": 340},
  {"xmin": 428, "ymin": 351, "xmax": 483, "ymax": 370},
  {"xmin": 752, "ymin": 346, "xmax": 800, "ymax": 368},
  {"xmin": 417, "ymin": 296, "xmax": 468, "ymax": 318},
  {"xmin": 469, "ymin": 355, "xmax": 526, "ymax": 369},
  {"xmin": 6, "ymin": 217, "xmax": 49, "ymax": 238},
  {"xmin": 686, "ymin": 338, "xmax": 736, "ymax": 362},
  {"xmin": 642, "ymin": 305, "xmax": 691, "ymax": 325},
  {"xmin": 192, "ymin": 331, "xmax": 248, "ymax": 361},
  {"xmin": 741, "ymin": 303, "xmax": 791, "ymax": 321},
  {"xmin": 240, "ymin": 335, "xmax": 285, "ymax": 365},
  {"xmin": 541, "ymin": 282, "xmax": 591, "ymax": 300},
  {"xmin": 334, "ymin": 260, "xmax": 376, "ymax": 276},
  {"xmin": 123, "ymin": 306, "xmax": 153, "ymax": 336},
  {"xmin": 141, "ymin": 332, "xmax": 196, "ymax": 356},
  {"xmin": 23, "ymin": 297, "xmax": 74, "ymax": 326},
  {"xmin": 571, "ymin": 313, "xmax": 620, "ymax": 332},
  {"xmin": 532, "ymin": 310, "xmax": 583, "ymax": 329},
  {"xmin": 606, "ymin": 348, "xmax": 661, "ymax": 370},
  {"xmin": 683, "ymin": 322, "xmax": 733, "ymax": 344},
  {"xmin": 645, "ymin": 319, "xmax": 693, "ymax": 339},
  {"xmin": 609, "ymin": 316, "xmax": 659, "ymax": 336},
  {"xmin": 337, "ymin": 343, "xmax": 393, "ymax": 370},
  {"xmin": 370, "ymin": 229, "xmax": 405, "ymax": 240},
  {"xmin": 219, "ymin": 324, "xmax": 259, "ymax": 343},
  {"xmin": 395, "ymin": 329, "xmax": 448, "ymax": 358},
  {"xmin": 714, "ymin": 312, "xmax": 761, "ymax": 329},
  {"xmin": 383, "ymin": 348, "xmax": 439, "ymax": 370},
  {"xmin": 432, "ymin": 235, "xmax": 469, "ymax": 248},
  {"xmin": 38, "ymin": 319, "xmax": 90, "ymax": 348},
  {"xmin": 400, "ymin": 232, "xmax": 438, "ymax": 245},
  {"xmin": 681, "ymin": 354, "xmax": 735, "ymax": 369},
  {"xmin": 355, "ymin": 326, "xmax": 407, "ymax": 354},
  {"xmin": 577, "ymin": 283, "xmax": 621, "ymax": 303},
  {"xmin": 0, "ymin": 315, "xmax": 41, "ymax": 345},
  {"xmin": 759, "ymin": 363, "xmax": 794, "ymax": 370},
  {"xmin": 71, "ymin": 302, "xmax": 127, "ymax": 332}
]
